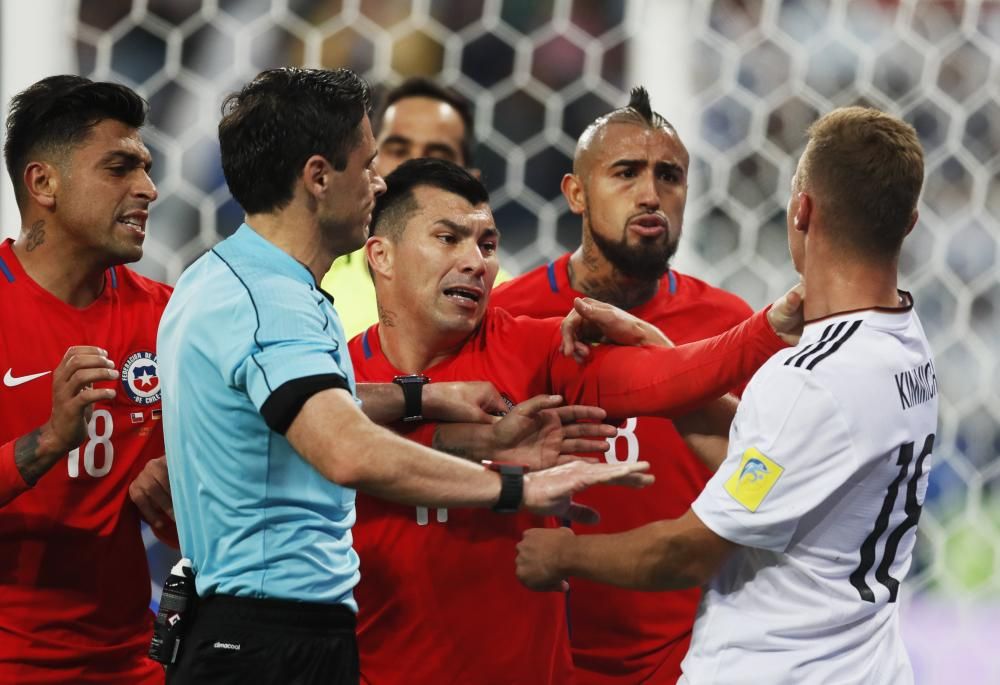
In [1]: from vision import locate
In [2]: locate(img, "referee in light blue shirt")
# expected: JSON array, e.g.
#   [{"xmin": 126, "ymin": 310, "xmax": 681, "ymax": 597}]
[
  {"xmin": 156, "ymin": 68, "xmax": 383, "ymax": 685},
  {"xmin": 160, "ymin": 222, "xmax": 362, "ymax": 607},
  {"xmin": 157, "ymin": 67, "xmax": 651, "ymax": 685}
]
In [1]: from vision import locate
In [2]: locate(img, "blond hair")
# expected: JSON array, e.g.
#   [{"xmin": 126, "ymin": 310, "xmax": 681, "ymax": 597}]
[{"xmin": 797, "ymin": 106, "xmax": 924, "ymax": 259}]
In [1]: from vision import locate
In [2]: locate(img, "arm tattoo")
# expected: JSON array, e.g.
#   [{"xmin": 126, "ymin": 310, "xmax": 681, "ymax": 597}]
[
  {"xmin": 25, "ymin": 220, "xmax": 46, "ymax": 252},
  {"xmin": 431, "ymin": 426, "xmax": 480, "ymax": 461},
  {"xmin": 14, "ymin": 428, "xmax": 60, "ymax": 486}
]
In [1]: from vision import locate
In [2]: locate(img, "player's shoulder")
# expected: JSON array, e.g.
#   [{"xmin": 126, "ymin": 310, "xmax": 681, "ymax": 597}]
[
  {"xmin": 113, "ymin": 266, "xmax": 173, "ymax": 309},
  {"xmin": 739, "ymin": 349, "xmax": 847, "ymax": 443},
  {"xmin": 494, "ymin": 260, "xmax": 554, "ymax": 294},
  {"xmin": 348, "ymin": 328, "xmax": 364, "ymax": 352},
  {"xmin": 491, "ymin": 254, "xmax": 570, "ymax": 311},
  {"xmin": 746, "ymin": 312, "xmax": 933, "ymax": 459},
  {"xmin": 759, "ymin": 314, "xmax": 877, "ymax": 400},
  {"xmin": 749, "ymin": 348, "xmax": 814, "ymax": 395},
  {"xmin": 346, "ymin": 325, "xmax": 390, "ymax": 382},
  {"xmin": 485, "ymin": 305, "xmax": 561, "ymax": 337},
  {"xmin": 672, "ymin": 270, "xmax": 753, "ymax": 317},
  {"xmin": 347, "ymin": 325, "xmax": 374, "ymax": 361}
]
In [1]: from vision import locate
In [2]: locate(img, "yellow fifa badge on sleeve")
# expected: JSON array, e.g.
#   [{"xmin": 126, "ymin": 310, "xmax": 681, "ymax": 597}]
[{"xmin": 724, "ymin": 447, "xmax": 784, "ymax": 512}]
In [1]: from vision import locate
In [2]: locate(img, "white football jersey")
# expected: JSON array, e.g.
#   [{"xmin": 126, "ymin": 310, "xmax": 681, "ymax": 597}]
[{"xmin": 683, "ymin": 298, "xmax": 937, "ymax": 685}]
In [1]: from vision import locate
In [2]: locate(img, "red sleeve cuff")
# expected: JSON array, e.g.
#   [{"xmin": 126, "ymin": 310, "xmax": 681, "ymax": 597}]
[
  {"xmin": 757, "ymin": 304, "xmax": 790, "ymax": 354},
  {"xmin": 0, "ymin": 439, "xmax": 32, "ymax": 505}
]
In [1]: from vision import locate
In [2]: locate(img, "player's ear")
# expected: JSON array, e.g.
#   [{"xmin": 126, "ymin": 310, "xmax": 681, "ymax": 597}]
[
  {"xmin": 561, "ymin": 173, "xmax": 585, "ymax": 215},
  {"xmin": 366, "ymin": 234, "xmax": 393, "ymax": 278},
  {"xmin": 793, "ymin": 192, "xmax": 812, "ymax": 233},
  {"xmin": 23, "ymin": 161, "xmax": 59, "ymax": 209},
  {"xmin": 904, "ymin": 211, "xmax": 918, "ymax": 237}
]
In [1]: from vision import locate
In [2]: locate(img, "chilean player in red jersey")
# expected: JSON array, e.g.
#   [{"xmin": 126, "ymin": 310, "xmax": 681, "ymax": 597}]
[
  {"xmin": 0, "ymin": 76, "xmax": 173, "ymax": 684},
  {"xmin": 347, "ymin": 158, "xmax": 801, "ymax": 684},
  {"xmin": 491, "ymin": 87, "xmax": 752, "ymax": 684}
]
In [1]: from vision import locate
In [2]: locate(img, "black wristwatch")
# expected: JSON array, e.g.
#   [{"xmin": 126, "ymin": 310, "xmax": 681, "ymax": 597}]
[
  {"xmin": 483, "ymin": 461, "xmax": 527, "ymax": 513},
  {"xmin": 392, "ymin": 374, "xmax": 430, "ymax": 422}
]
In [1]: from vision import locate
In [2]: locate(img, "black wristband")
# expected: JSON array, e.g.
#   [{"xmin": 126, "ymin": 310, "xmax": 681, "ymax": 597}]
[
  {"xmin": 484, "ymin": 461, "xmax": 526, "ymax": 513},
  {"xmin": 392, "ymin": 374, "xmax": 429, "ymax": 422}
]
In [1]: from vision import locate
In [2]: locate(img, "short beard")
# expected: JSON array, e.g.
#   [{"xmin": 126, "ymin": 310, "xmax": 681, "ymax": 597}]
[{"xmin": 585, "ymin": 207, "xmax": 678, "ymax": 282}]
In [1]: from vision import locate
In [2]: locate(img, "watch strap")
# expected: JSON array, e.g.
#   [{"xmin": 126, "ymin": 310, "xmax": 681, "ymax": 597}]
[
  {"xmin": 392, "ymin": 375, "xmax": 429, "ymax": 422},
  {"xmin": 485, "ymin": 462, "xmax": 526, "ymax": 513}
]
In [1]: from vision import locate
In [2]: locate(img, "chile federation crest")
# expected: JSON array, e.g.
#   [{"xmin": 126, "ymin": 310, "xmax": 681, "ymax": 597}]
[{"xmin": 121, "ymin": 351, "xmax": 161, "ymax": 405}]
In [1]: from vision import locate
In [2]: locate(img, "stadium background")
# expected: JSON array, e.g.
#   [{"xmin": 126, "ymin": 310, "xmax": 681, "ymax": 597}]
[{"xmin": 0, "ymin": 0, "xmax": 997, "ymax": 681}]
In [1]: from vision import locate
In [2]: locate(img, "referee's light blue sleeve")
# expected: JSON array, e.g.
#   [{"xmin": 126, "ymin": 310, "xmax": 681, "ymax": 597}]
[
  {"xmin": 693, "ymin": 370, "xmax": 858, "ymax": 553},
  {"xmin": 230, "ymin": 285, "xmax": 353, "ymax": 432}
]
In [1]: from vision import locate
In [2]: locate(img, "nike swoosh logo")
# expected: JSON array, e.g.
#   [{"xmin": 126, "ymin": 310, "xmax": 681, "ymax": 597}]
[{"xmin": 3, "ymin": 369, "xmax": 51, "ymax": 387}]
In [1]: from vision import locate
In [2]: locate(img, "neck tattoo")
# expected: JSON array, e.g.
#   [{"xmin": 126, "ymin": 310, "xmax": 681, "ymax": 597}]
[
  {"xmin": 378, "ymin": 303, "xmax": 397, "ymax": 327},
  {"xmin": 569, "ymin": 247, "xmax": 660, "ymax": 311},
  {"xmin": 25, "ymin": 220, "xmax": 45, "ymax": 252}
]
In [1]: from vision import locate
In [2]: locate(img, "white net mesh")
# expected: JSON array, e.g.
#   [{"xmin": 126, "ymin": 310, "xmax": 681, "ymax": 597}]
[
  {"xmin": 680, "ymin": 8, "xmax": 1000, "ymax": 677},
  {"xmin": 72, "ymin": 0, "xmax": 639, "ymax": 281},
  {"xmin": 71, "ymin": 0, "xmax": 999, "ymax": 680}
]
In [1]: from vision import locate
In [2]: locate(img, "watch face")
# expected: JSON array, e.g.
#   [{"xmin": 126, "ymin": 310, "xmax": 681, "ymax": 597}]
[{"xmin": 394, "ymin": 374, "xmax": 429, "ymax": 385}]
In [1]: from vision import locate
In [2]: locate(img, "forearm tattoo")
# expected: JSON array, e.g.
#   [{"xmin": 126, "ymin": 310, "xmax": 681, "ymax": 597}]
[{"xmin": 14, "ymin": 429, "xmax": 59, "ymax": 486}]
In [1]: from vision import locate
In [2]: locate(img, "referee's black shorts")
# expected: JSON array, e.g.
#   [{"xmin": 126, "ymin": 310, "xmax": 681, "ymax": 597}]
[{"xmin": 166, "ymin": 594, "xmax": 358, "ymax": 685}]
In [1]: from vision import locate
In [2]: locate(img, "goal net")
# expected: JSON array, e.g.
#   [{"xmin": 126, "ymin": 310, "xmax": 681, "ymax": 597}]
[{"xmin": 65, "ymin": 0, "xmax": 1000, "ymax": 680}]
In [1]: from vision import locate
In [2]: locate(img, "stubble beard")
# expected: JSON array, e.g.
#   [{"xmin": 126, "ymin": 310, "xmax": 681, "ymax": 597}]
[
  {"xmin": 83, "ymin": 218, "xmax": 144, "ymax": 267},
  {"xmin": 319, "ymin": 213, "xmax": 367, "ymax": 257}
]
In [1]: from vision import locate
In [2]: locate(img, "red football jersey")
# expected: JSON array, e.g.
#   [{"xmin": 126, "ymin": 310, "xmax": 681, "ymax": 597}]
[
  {"xmin": 349, "ymin": 311, "xmax": 576, "ymax": 685},
  {"xmin": 0, "ymin": 239, "xmax": 169, "ymax": 684},
  {"xmin": 492, "ymin": 254, "xmax": 753, "ymax": 685}
]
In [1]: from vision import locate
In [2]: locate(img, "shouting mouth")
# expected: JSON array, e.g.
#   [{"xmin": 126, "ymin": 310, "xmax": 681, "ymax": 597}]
[
  {"xmin": 117, "ymin": 212, "xmax": 148, "ymax": 237},
  {"xmin": 443, "ymin": 285, "xmax": 483, "ymax": 309}
]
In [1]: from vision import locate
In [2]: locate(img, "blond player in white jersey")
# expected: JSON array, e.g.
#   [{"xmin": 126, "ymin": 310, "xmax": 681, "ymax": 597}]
[{"xmin": 514, "ymin": 106, "xmax": 935, "ymax": 684}]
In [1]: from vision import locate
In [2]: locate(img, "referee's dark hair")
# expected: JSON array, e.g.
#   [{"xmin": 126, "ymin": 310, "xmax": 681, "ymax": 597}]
[
  {"xmin": 3, "ymin": 75, "xmax": 147, "ymax": 209},
  {"xmin": 374, "ymin": 77, "xmax": 476, "ymax": 166},
  {"xmin": 370, "ymin": 158, "xmax": 489, "ymax": 242},
  {"xmin": 219, "ymin": 67, "xmax": 372, "ymax": 215}
]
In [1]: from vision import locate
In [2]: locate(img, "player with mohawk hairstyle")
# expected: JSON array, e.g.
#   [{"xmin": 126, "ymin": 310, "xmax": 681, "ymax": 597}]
[
  {"xmin": 516, "ymin": 106, "xmax": 936, "ymax": 685},
  {"xmin": 492, "ymin": 86, "xmax": 755, "ymax": 683}
]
